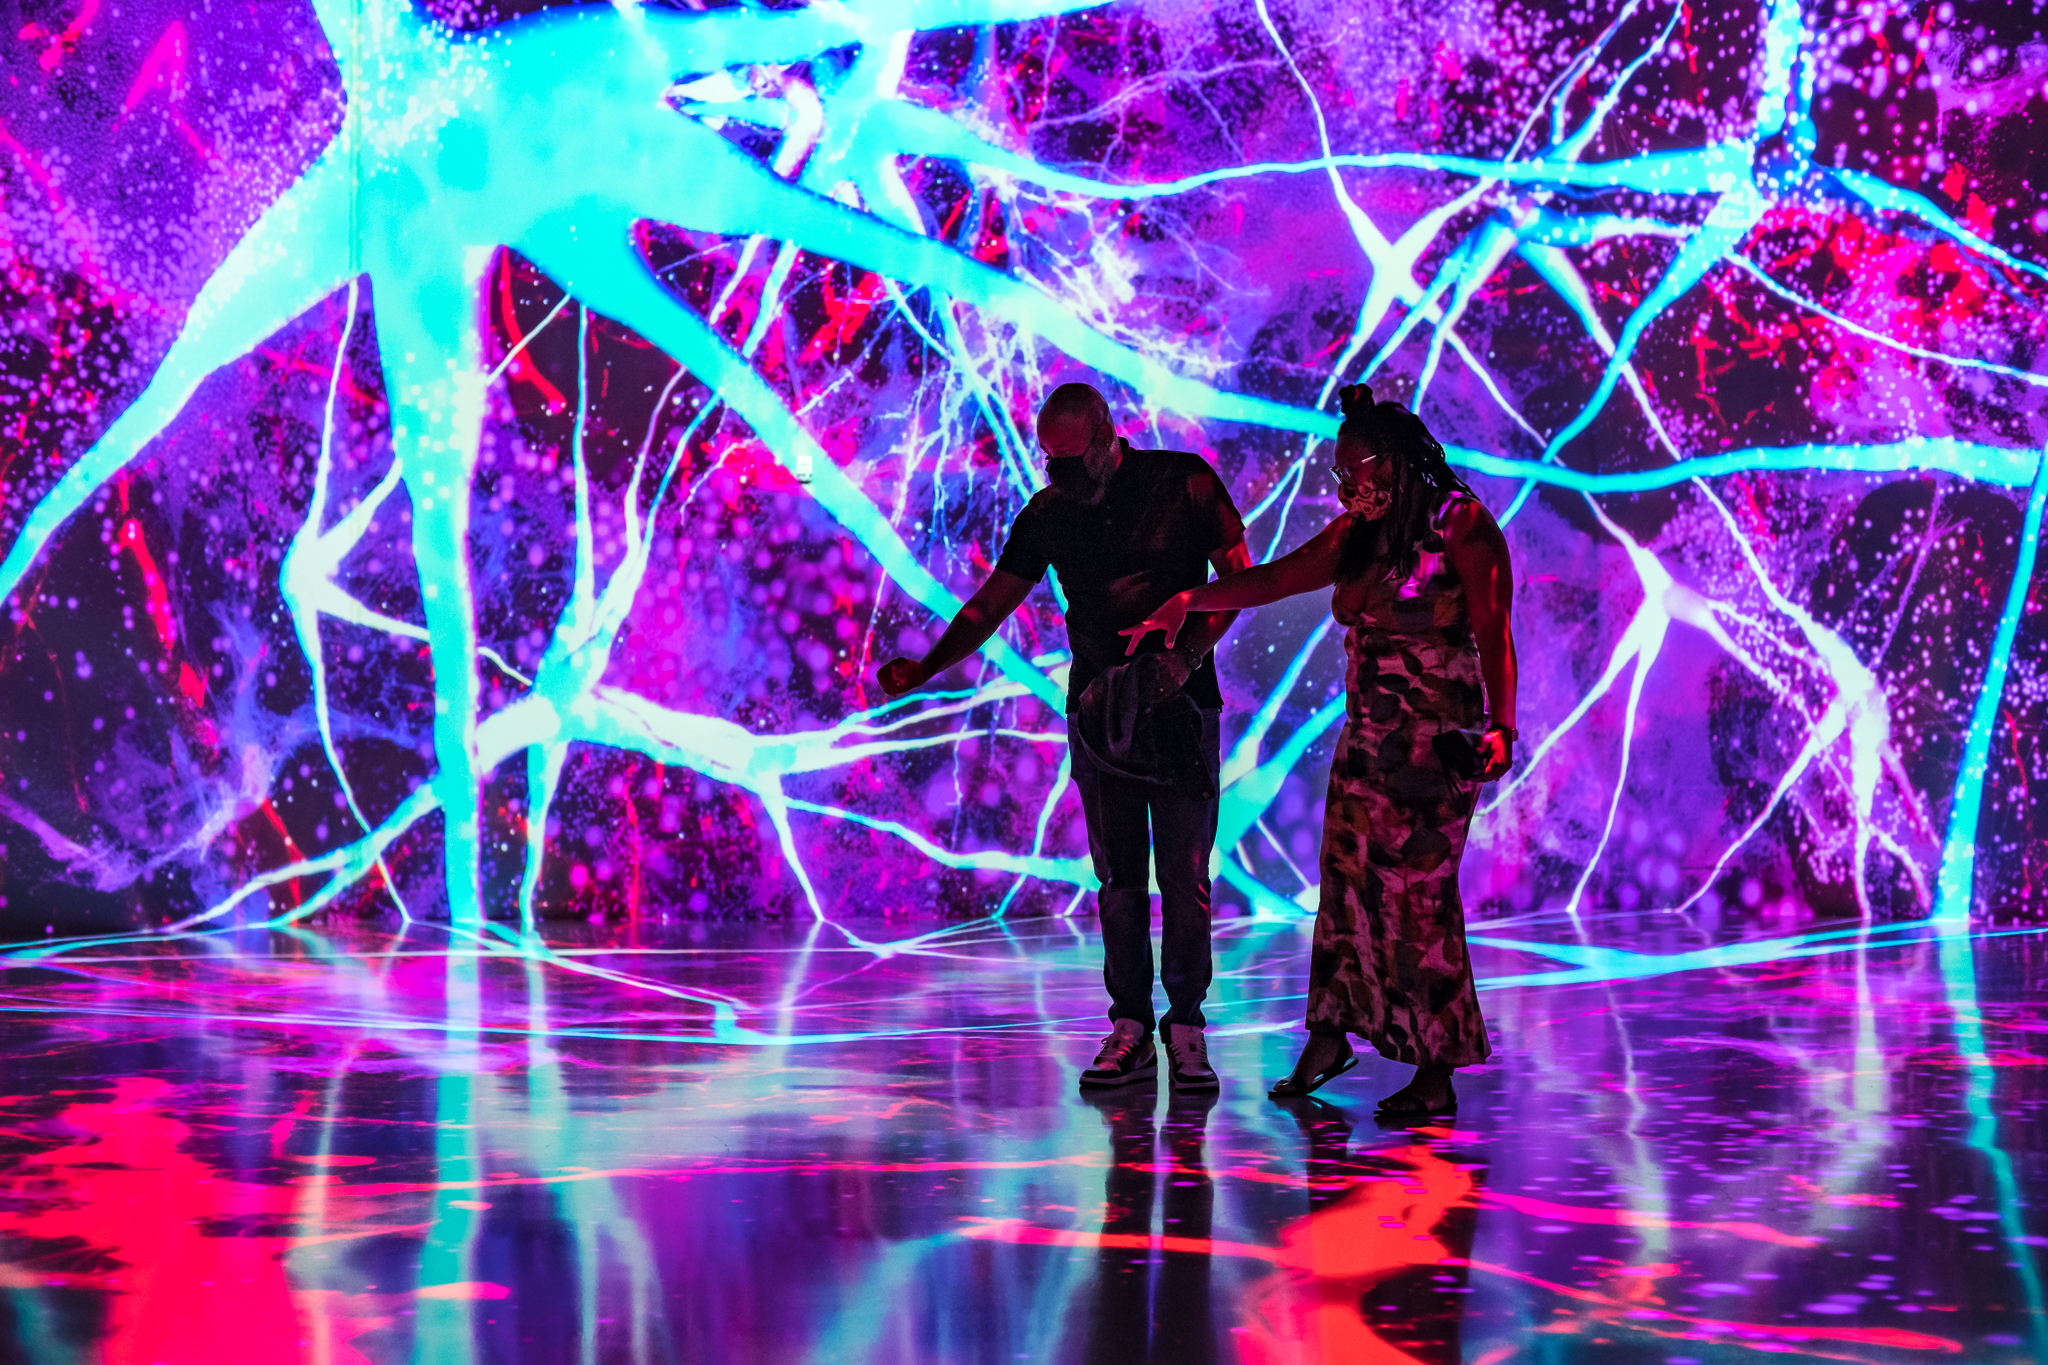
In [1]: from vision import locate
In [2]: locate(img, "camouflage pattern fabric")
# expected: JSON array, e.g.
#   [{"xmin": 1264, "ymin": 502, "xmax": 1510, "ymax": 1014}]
[{"xmin": 1305, "ymin": 492, "xmax": 1493, "ymax": 1067}]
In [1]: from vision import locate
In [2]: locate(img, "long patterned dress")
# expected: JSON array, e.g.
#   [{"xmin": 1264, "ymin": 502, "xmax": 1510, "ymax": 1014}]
[{"xmin": 1304, "ymin": 490, "xmax": 1492, "ymax": 1066}]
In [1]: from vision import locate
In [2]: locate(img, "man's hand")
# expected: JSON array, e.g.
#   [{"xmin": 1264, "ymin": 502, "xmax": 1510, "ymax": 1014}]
[
  {"xmin": 876, "ymin": 657, "xmax": 928, "ymax": 697},
  {"xmin": 1476, "ymin": 728, "xmax": 1514, "ymax": 782},
  {"xmin": 1119, "ymin": 592, "xmax": 1192, "ymax": 655}
]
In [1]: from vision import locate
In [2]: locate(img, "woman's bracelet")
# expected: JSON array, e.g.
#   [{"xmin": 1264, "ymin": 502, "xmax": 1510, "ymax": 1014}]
[{"xmin": 1485, "ymin": 721, "xmax": 1518, "ymax": 742}]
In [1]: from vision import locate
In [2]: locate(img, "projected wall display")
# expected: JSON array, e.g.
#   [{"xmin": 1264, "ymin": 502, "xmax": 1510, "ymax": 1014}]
[{"xmin": 0, "ymin": 0, "xmax": 2042, "ymax": 934}]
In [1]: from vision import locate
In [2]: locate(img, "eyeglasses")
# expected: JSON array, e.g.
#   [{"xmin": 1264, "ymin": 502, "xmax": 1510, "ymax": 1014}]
[{"xmin": 1330, "ymin": 458, "xmax": 1383, "ymax": 488}]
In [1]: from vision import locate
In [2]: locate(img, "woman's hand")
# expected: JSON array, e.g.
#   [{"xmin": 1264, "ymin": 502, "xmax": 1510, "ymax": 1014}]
[
  {"xmin": 1119, "ymin": 592, "xmax": 1192, "ymax": 655},
  {"xmin": 1477, "ymin": 728, "xmax": 1514, "ymax": 782},
  {"xmin": 876, "ymin": 657, "xmax": 929, "ymax": 696}
]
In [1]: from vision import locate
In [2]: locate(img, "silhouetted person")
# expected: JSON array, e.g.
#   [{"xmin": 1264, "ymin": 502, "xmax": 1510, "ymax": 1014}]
[
  {"xmin": 1125, "ymin": 384, "xmax": 1517, "ymax": 1116},
  {"xmin": 878, "ymin": 382, "xmax": 1251, "ymax": 1089}
]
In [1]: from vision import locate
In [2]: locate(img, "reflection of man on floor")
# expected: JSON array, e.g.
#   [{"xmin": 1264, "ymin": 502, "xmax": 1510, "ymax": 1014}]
[
  {"xmin": 1074, "ymin": 1088, "xmax": 1221, "ymax": 1364},
  {"xmin": 877, "ymin": 382, "xmax": 1251, "ymax": 1090}
]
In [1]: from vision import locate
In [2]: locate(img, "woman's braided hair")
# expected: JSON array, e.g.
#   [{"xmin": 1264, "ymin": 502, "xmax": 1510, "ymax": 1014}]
[{"xmin": 1333, "ymin": 384, "xmax": 1473, "ymax": 584}]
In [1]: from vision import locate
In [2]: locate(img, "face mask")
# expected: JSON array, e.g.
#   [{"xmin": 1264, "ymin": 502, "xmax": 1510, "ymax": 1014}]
[
  {"xmin": 1046, "ymin": 456, "xmax": 1098, "ymax": 498},
  {"xmin": 1340, "ymin": 481, "xmax": 1392, "ymax": 519}
]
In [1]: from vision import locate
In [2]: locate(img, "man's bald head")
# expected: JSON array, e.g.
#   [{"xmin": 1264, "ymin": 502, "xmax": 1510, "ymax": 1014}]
[
  {"xmin": 1039, "ymin": 382, "xmax": 1110, "ymax": 426},
  {"xmin": 1036, "ymin": 383, "xmax": 1112, "ymax": 456}
]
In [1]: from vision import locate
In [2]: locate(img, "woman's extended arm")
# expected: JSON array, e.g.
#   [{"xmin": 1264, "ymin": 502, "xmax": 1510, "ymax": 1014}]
[
  {"xmin": 1121, "ymin": 515, "xmax": 1351, "ymax": 653},
  {"xmin": 1443, "ymin": 498, "xmax": 1518, "ymax": 780}
]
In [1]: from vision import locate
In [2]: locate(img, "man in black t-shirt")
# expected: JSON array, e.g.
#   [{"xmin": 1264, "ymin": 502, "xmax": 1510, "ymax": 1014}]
[{"xmin": 878, "ymin": 383, "xmax": 1251, "ymax": 1091}]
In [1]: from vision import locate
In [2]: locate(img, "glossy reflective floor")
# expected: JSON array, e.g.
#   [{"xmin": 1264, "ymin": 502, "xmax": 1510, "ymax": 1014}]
[{"xmin": 0, "ymin": 908, "xmax": 2043, "ymax": 1363}]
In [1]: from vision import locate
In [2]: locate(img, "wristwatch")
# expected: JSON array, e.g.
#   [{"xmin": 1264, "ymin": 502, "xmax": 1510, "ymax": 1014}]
[{"xmin": 1484, "ymin": 721, "xmax": 1518, "ymax": 741}]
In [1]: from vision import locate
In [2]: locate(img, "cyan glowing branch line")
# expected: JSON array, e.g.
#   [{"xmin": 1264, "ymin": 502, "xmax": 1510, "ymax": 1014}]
[
  {"xmin": 1217, "ymin": 694, "xmax": 1346, "ymax": 886},
  {"xmin": 283, "ymin": 281, "xmax": 421, "ymax": 922},
  {"xmin": 1935, "ymin": 450, "xmax": 2048, "ymax": 926},
  {"xmin": 992, "ymin": 748, "xmax": 1075, "ymax": 919},
  {"xmin": 1448, "ymin": 437, "xmax": 2045, "ymax": 492},
  {"xmin": 1535, "ymin": 183, "xmax": 1768, "ymax": 460},
  {"xmin": 1218, "ymin": 616, "xmax": 1335, "ymax": 791},
  {"xmin": 1381, "ymin": 1, "xmax": 1688, "ymax": 415}
]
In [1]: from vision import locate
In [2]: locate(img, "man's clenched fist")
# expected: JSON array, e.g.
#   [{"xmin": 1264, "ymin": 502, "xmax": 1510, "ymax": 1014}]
[{"xmin": 876, "ymin": 657, "xmax": 927, "ymax": 696}]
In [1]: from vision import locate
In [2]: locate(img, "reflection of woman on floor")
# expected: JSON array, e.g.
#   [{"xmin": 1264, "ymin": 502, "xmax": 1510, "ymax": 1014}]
[{"xmin": 1122, "ymin": 385, "xmax": 1517, "ymax": 1116}]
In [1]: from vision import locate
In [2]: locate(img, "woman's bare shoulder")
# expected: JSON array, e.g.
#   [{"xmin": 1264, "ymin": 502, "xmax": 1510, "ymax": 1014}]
[{"xmin": 1440, "ymin": 491, "xmax": 1503, "ymax": 544}]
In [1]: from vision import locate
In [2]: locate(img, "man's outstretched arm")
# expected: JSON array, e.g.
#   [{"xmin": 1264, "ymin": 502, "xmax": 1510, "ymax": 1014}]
[{"xmin": 876, "ymin": 569, "xmax": 1036, "ymax": 696}]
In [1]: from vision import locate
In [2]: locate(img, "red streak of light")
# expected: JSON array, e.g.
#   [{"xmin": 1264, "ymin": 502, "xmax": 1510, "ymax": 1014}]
[
  {"xmin": 268, "ymin": 1094, "xmax": 315, "ymax": 1157},
  {"xmin": 1433, "ymin": 40, "xmax": 1463, "ymax": 82},
  {"xmin": 116, "ymin": 518, "xmax": 178, "ymax": 655},
  {"xmin": 2005, "ymin": 707, "xmax": 2034, "ymax": 902},
  {"xmin": 494, "ymin": 251, "xmax": 569, "ymax": 412},
  {"xmin": 19, "ymin": 0, "xmax": 100, "ymax": 72},
  {"xmin": 971, "ymin": 192, "xmax": 1010, "ymax": 267},
  {"xmin": 257, "ymin": 799, "xmax": 307, "ymax": 906},
  {"xmin": 799, "ymin": 266, "xmax": 888, "ymax": 363},
  {"xmin": 622, "ymin": 760, "xmax": 644, "ymax": 935},
  {"xmin": 118, "ymin": 21, "xmax": 216, "ymax": 162},
  {"xmin": 1785, "ymin": 1173, "xmax": 1902, "ymax": 1208}
]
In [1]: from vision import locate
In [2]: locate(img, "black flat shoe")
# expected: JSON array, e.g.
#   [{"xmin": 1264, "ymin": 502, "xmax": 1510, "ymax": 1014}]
[
  {"xmin": 1373, "ymin": 1092, "xmax": 1456, "ymax": 1119},
  {"xmin": 1266, "ymin": 1051, "xmax": 1359, "ymax": 1099}
]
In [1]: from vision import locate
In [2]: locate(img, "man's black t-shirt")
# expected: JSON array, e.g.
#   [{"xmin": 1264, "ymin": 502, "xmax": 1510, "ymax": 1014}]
[{"xmin": 995, "ymin": 441, "xmax": 1245, "ymax": 711}]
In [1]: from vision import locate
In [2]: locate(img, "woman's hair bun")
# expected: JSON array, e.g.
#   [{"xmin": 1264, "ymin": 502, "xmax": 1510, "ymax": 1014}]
[{"xmin": 1338, "ymin": 383, "xmax": 1375, "ymax": 419}]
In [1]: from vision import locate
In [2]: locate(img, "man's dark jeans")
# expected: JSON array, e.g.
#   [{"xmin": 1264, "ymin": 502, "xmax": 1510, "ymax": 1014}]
[{"xmin": 1069, "ymin": 706, "xmax": 1221, "ymax": 1033}]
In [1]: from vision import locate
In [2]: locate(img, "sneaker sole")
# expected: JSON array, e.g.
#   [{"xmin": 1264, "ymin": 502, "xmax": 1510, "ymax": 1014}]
[
  {"xmin": 1079, "ymin": 1061, "xmax": 1158, "ymax": 1088},
  {"xmin": 1168, "ymin": 1067, "xmax": 1220, "ymax": 1091}
]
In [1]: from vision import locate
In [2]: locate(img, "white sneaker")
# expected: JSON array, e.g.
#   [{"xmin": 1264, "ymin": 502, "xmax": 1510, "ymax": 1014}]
[
  {"xmin": 1164, "ymin": 1023, "xmax": 1219, "ymax": 1090},
  {"xmin": 1080, "ymin": 1018, "xmax": 1157, "ymax": 1087}
]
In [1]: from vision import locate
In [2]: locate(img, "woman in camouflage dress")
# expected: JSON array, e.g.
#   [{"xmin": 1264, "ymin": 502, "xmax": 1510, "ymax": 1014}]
[{"xmin": 1121, "ymin": 385, "xmax": 1518, "ymax": 1116}]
